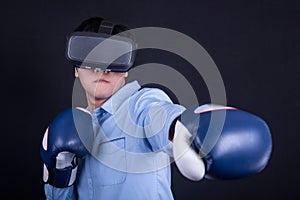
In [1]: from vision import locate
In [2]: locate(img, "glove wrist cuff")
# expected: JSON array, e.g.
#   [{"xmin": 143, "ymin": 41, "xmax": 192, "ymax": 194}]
[{"xmin": 43, "ymin": 164, "xmax": 78, "ymax": 188}]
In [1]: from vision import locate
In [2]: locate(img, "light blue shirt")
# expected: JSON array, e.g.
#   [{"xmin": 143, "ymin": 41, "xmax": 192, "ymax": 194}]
[{"xmin": 45, "ymin": 81, "xmax": 185, "ymax": 200}]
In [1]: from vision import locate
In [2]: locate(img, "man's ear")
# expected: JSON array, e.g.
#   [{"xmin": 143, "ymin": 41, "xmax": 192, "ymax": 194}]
[
  {"xmin": 74, "ymin": 67, "xmax": 79, "ymax": 77},
  {"xmin": 124, "ymin": 72, "xmax": 128, "ymax": 78}
]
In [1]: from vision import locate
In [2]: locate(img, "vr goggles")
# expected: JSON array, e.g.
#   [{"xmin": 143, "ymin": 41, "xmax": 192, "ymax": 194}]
[{"xmin": 66, "ymin": 21, "xmax": 136, "ymax": 72}]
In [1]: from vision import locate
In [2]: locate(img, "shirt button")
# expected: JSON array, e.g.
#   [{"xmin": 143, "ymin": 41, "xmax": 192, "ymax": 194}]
[{"xmin": 88, "ymin": 178, "xmax": 92, "ymax": 184}]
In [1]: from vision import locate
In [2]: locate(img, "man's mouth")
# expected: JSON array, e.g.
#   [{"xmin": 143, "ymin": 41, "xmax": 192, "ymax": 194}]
[{"xmin": 95, "ymin": 79, "xmax": 109, "ymax": 83}]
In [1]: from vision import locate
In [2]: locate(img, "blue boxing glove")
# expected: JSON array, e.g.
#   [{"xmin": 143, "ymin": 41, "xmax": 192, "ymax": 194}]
[
  {"xmin": 173, "ymin": 104, "xmax": 272, "ymax": 181},
  {"xmin": 40, "ymin": 107, "xmax": 94, "ymax": 188}
]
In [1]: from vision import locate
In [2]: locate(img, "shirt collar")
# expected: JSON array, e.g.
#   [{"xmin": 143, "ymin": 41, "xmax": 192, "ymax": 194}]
[{"xmin": 100, "ymin": 80, "xmax": 141, "ymax": 114}]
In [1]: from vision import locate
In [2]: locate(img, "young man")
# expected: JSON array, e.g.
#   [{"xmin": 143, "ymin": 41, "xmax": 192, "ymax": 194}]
[
  {"xmin": 42, "ymin": 16, "xmax": 187, "ymax": 200},
  {"xmin": 41, "ymin": 16, "xmax": 272, "ymax": 200}
]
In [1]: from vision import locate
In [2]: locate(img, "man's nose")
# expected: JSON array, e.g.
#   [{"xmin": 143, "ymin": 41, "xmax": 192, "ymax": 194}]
[{"xmin": 93, "ymin": 68, "xmax": 110, "ymax": 74}]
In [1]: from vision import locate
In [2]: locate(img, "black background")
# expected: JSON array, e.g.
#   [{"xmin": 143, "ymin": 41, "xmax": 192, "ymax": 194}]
[{"xmin": 1, "ymin": 0, "xmax": 299, "ymax": 199}]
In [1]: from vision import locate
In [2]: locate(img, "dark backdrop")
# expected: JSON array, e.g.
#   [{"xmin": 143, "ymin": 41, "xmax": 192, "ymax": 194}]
[{"xmin": 1, "ymin": 0, "xmax": 299, "ymax": 199}]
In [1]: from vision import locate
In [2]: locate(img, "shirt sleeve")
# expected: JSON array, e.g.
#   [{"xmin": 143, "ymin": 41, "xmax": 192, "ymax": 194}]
[
  {"xmin": 44, "ymin": 184, "xmax": 77, "ymax": 200},
  {"xmin": 132, "ymin": 87, "xmax": 185, "ymax": 154}
]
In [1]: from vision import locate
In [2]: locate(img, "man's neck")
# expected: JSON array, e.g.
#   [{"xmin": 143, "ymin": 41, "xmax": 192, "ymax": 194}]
[{"xmin": 87, "ymin": 97, "xmax": 108, "ymax": 113}]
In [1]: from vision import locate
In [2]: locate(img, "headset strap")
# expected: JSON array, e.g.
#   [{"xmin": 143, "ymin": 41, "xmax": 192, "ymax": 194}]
[{"xmin": 98, "ymin": 20, "xmax": 115, "ymax": 35}]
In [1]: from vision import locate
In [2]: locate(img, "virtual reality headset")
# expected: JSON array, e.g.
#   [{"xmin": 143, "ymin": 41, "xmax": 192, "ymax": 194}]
[{"xmin": 66, "ymin": 21, "xmax": 136, "ymax": 72}]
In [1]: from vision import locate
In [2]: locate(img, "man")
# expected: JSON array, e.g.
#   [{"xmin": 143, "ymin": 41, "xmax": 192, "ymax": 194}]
[
  {"xmin": 42, "ymin": 16, "xmax": 187, "ymax": 200},
  {"xmin": 40, "ymin": 16, "xmax": 272, "ymax": 200}
]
